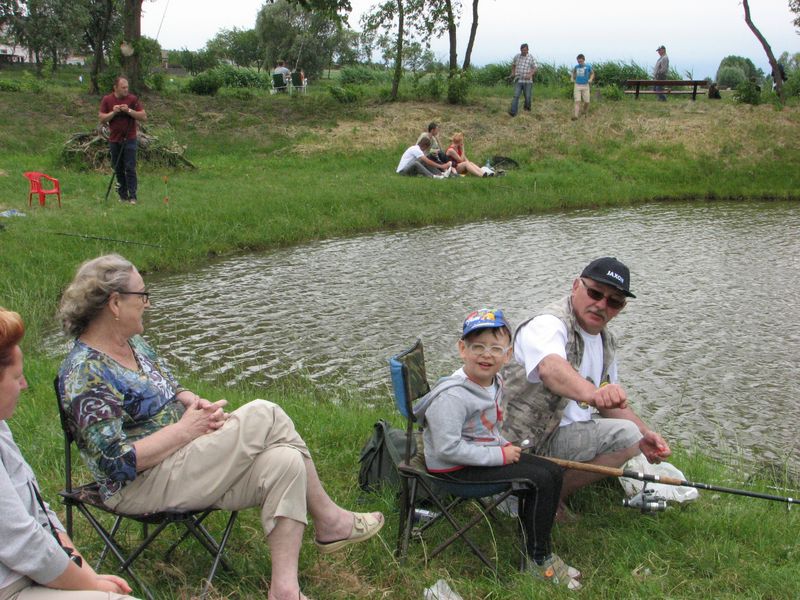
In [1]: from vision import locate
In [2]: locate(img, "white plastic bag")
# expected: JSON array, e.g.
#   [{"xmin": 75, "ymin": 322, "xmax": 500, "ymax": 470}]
[
  {"xmin": 424, "ymin": 579, "xmax": 464, "ymax": 600},
  {"xmin": 618, "ymin": 454, "xmax": 699, "ymax": 503}
]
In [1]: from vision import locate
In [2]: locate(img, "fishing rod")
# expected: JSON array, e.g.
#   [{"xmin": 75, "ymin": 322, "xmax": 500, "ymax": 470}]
[
  {"xmin": 43, "ymin": 231, "xmax": 162, "ymax": 248},
  {"xmin": 541, "ymin": 455, "xmax": 799, "ymax": 507}
]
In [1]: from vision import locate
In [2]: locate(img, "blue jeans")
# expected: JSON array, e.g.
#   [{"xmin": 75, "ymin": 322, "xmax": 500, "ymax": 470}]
[
  {"xmin": 109, "ymin": 139, "xmax": 138, "ymax": 200},
  {"xmin": 510, "ymin": 81, "xmax": 532, "ymax": 115},
  {"xmin": 654, "ymin": 85, "xmax": 667, "ymax": 101}
]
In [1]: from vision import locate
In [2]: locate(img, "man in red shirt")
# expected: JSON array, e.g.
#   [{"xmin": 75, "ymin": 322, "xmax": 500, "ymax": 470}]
[{"xmin": 99, "ymin": 77, "xmax": 147, "ymax": 204}]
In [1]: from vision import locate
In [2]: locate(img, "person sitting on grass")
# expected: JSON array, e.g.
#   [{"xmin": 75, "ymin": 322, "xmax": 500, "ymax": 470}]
[
  {"xmin": 1, "ymin": 307, "xmax": 140, "ymax": 599},
  {"xmin": 416, "ymin": 122, "xmax": 449, "ymax": 164},
  {"xmin": 413, "ymin": 308, "xmax": 582, "ymax": 590},
  {"xmin": 396, "ymin": 135, "xmax": 453, "ymax": 178},
  {"xmin": 446, "ymin": 132, "xmax": 490, "ymax": 177}
]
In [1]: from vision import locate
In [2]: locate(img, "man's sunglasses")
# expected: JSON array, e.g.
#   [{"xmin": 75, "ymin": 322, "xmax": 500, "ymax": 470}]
[{"xmin": 579, "ymin": 279, "xmax": 626, "ymax": 310}]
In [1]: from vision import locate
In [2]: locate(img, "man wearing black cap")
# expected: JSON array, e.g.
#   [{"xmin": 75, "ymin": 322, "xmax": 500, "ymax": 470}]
[
  {"xmin": 501, "ymin": 257, "xmax": 671, "ymax": 518},
  {"xmin": 654, "ymin": 45, "xmax": 669, "ymax": 101}
]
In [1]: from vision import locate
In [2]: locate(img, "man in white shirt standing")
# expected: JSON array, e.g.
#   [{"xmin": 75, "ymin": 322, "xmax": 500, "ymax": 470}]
[{"xmin": 501, "ymin": 257, "xmax": 671, "ymax": 518}]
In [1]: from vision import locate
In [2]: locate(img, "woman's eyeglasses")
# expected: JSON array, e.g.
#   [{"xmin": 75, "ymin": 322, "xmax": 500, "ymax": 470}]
[
  {"xmin": 466, "ymin": 342, "xmax": 511, "ymax": 358},
  {"xmin": 119, "ymin": 290, "xmax": 151, "ymax": 304},
  {"xmin": 579, "ymin": 279, "xmax": 626, "ymax": 310}
]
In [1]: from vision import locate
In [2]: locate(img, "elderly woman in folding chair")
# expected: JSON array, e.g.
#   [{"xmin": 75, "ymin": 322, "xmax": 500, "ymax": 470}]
[
  {"xmin": 56, "ymin": 255, "xmax": 384, "ymax": 600},
  {"xmin": 1, "ymin": 307, "xmax": 139, "ymax": 600}
]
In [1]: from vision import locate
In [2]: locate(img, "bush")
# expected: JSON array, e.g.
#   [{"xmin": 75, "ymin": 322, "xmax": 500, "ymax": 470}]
[
  {"xmin": 471, "ymin": 62, "xmax": 511, "ymax": 86},
  {"xmin": 187, "ymin": 70, "xmax": 223, "ymax": 95},
  {"xmin": 782, "ymin": 73, "xmax": 800, "ymax": 98},
  {"xmin": 412, "ymin": 71, "xmax": 445, "ymax": 101},
  {"xmin": 0, "ymin": 79, "xmax": 22, "ymax": 92},
  {"xmin": 210, "ymin": 65, "xmax": 271, "ymax": 89},
  {"xmin": 339, "ymin": 65, "xmax": 388, "ymax": 85},
  {"xmin": 447, "ymin": 69, "xmax": 471, "ymax": 105},
  {"xmin": 146, "ymin": 71, "xmax": 166, "ymax": 92},
  {"xmin": 717, "ymin": 66, "xmax": 747, "ymax": 89},
  {"xmin": 328, "ymin": 85, "xmax": 361, "ymax": 104},
  {"xmin": 733, "ymin": 79, "xmax": 761, "ymax": 105},
  {"xmin": 593, "ymin": 61, "xmax": 648, "ymax": 88},
  {"xmin": 535, "ymin": 62, "xmax": 570, "ymax": 87},
  {"xmin": 601, "ymin": 83, "xmax": 624, "ymax": 101}
]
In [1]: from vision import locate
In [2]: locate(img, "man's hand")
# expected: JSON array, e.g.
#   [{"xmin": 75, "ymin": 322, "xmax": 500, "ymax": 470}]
[
  {"xmin": 502, "ymin": 445, "xmax": 522, "ymax": 464},
  {"xmin": 589, "ymin": 383, "xmax": 628, "ymax": 410},
  {"xmin": 639, "ymin": 430, "xmax": 671, "ymax": 463}
]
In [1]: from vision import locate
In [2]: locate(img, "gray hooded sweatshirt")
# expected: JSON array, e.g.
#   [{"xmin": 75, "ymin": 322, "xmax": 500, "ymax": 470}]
[{"xmin": 413, "ymin": 367, "xmax": 509, "ymax": 472}]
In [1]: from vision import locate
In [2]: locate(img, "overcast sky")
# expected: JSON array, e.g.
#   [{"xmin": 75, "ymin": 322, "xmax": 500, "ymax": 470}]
[{"xmin": 141, "ymin": 0, "xmax": 798, "ymax": 79}]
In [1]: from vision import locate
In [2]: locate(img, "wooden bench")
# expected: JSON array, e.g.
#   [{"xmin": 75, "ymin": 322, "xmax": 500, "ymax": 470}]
[{"xmin": 624, "ymin": 80, "xmax": 708, "ymax": 100}]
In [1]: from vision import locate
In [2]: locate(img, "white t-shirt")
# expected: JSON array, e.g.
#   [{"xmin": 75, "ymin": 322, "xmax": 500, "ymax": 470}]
[
  {"xmin": 396, "ymin": 145, "xmax": 424, "ymax": 173},
  {"xmin": 514, "ymin": 314, "xmax": 619, "ymax": 427}
]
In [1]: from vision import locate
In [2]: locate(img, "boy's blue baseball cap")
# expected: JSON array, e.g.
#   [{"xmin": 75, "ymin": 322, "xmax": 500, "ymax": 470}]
[{"xmin": 462, "ymin": 308, "xmax": 510, "ymax": 338}]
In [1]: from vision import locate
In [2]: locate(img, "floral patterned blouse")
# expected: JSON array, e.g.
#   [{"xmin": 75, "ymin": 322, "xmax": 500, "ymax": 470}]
[{"xmin": 57, "ymin": 336, "xmax": 185, "ymax": 500}]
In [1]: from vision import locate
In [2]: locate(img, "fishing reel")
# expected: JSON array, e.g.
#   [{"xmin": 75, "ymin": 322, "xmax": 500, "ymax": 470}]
[{"xmin": 622, "ymin": 483, "xmax": 668, "ymax": 514}]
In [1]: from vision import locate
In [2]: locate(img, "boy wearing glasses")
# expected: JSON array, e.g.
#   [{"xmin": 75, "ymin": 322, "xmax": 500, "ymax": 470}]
[
  {"xmin": 413, "ymin": 309, "xmax": 581, "ymax": 589},
  {"xmin": 501, "ymin": 257, "xmax": 671, "ymax": 520}
]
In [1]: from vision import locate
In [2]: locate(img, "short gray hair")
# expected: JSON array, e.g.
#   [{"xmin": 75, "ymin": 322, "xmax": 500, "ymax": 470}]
[{"xmin": 59, "ymin": 254, "xmax": 135, "ymax": 338}]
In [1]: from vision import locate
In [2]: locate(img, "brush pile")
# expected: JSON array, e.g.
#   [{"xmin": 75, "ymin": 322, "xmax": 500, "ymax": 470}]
[{"xmin": 61, "ymin": 126, "xmax": 196, "ymax": 170}]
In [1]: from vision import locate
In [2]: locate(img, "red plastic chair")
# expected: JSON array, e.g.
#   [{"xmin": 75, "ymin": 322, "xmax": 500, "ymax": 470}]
[{"xmin": 23, "ymin": 171, "xmax": 62, "ymax": 207}]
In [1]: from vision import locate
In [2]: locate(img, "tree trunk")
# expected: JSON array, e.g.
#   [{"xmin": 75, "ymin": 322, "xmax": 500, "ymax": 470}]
[
  {"xmin": 121, "ymin": 0, "xmax": 144, "ymax": 91},
  {"xmin": 89, "ymin": 0, "xmax": 116, "ymax": 94},
  {"xmin": 390, "ymin": 0, "xmax": 404, "ymax": 100},
  {"xmin": 461, "ymin": 0, "xmax": 478, "ymax": 70},
  {"xmin": 444, "ymin": 0, "xmax": 457, "ymax": 74},
  {"xmin": 742, "ymin": 0, "xmax": 783, "ymax": 101}
]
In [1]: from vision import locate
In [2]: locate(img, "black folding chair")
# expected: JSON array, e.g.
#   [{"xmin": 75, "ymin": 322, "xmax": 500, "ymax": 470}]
[
  {"xmin": 54, "ymin": 378, "xmax": 238, "ymax": 600},
  {"xmin": 389, "ymin": 340, "xmax": 532, "ymax": 572}
]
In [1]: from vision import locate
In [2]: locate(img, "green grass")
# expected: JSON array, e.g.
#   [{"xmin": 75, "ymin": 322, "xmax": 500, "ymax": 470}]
[{"xmin": 1, "ymin": 73, "xmax": 799, "ymax": 598}]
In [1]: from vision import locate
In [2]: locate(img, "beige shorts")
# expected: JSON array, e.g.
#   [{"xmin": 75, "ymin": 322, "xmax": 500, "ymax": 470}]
[
  {"xmin": 545, "ymin": 416, "xmax": 642, "ymax": 462},
  {"xmin": 105, "ymin": 400, "xmax": 312, "ymax": 536},
  {"xmin": 574, "ymin": 84, "xmax": 591, "ymax": 103},
  {"xmin": 0, "ymin": 577, "xmax": 138, "ymax": 600}
]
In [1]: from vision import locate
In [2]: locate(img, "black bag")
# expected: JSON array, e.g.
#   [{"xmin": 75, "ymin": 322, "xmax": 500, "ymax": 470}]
[{"xmin": 358, "ymin": 420, "xmax": 407, "ymax": 492}]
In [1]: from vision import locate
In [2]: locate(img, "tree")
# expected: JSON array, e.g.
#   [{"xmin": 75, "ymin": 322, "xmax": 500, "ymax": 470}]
[
  {"xmin": 791, "ymin": 0, "xmax": 800, "ymax": 29},
  {"xmin": 7, "ymin": 0, "xmax": 86, "ymax": 74},
  {"xmin": 256, "ymin": 0, "xmax": 339, "ymax": 78},
  {"xmin": 716, "ymin": 55, "xmax": 763, "ymax": 83},
  {"xmin": 207, "ymin": 27, "xmax": 263, "ymax": 70},
  {"xmin": 361, "ymin": 0, "xmax": 426, "ymax": 100},
  {"xmin": 461, "ymin": 0, "xmax": 478, "ymax": 70},
  {"xmin": 742, "ymin": 0, "xmax": 784, "ymax": 99},
  {"xmin": 120, "ymin": 0, "xmax": 143, "ymax": 91},
  {"xmin": 81, "ymin": 0, "xmax": 122, "ymax": 93}
]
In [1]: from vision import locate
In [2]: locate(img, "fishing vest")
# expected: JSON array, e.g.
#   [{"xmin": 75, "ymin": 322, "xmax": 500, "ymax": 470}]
[{"xmin": 500, "ymin": 295, "xmax": 616, "ymax": 453}]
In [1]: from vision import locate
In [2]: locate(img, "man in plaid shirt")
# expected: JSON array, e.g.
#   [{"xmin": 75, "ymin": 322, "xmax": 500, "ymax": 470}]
[{"xmin": 509, "ymin": 43, "xmax": 538, "ymax": 116}]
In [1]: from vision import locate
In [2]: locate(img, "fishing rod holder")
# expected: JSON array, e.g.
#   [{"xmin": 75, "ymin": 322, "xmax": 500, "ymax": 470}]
[{"xmin": 622, "ymin": 483, "xmax": 668, "ymax": 514}]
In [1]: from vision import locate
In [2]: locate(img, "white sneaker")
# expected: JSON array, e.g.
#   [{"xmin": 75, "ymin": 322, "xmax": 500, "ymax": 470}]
[{"xmin": 433, "ymin": 174, "xmax": 445, "ymax": 179}]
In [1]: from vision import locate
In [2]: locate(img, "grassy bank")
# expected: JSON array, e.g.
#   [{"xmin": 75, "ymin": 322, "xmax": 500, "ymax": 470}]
[{"xmin": 1, "ymin": 82, "xmax": 799, "ymax": 598}]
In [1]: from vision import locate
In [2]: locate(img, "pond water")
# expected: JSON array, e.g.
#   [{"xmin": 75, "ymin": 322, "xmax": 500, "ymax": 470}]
[{"xmin": 64, "ymin": 201, "xmax": 800, "ymax": 470}]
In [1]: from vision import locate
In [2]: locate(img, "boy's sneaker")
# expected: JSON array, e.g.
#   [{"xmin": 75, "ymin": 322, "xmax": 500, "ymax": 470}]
[{"xmin": 528, "ymin": 554, "xmax": 581, "ymax": 590}]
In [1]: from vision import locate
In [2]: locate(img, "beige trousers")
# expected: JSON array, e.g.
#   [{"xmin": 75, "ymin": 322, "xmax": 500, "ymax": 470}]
[
  {"xmin": 0, "ymin": 577, "xmax": 137, "ymax": 600},
  {"xmin": 105, "ymin": 400, "xmax": 312, "ymax": 536}
]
